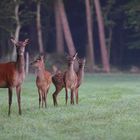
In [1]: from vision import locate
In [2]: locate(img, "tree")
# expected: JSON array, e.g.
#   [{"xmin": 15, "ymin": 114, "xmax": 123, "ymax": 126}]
[
  {"xmin": 85, "ymin": 0, "xmax": 95, "ymax": 72},
  {"xmin": 0, "ymin": 0, "xmax": 33, "ymax": 60},
  {"xmin": 0, "ymin": 0, "xmax": 14, "ymax": 59},
  {"xmin": 103, "ymin": 0, "xmax": 115, "ymax": 61},
  {"xmin": 54, "ymin": 0, "xmax": 64, "ymax": 54},
  {"xmin": 124, "ymin": 0, "xmax": 140, "ymax": 49},
  {"xmin": 57, "ymin": 0, "xmax": 76, "ymax": 56},
  {"xmin": 11, "ymin": 0, "xmax": 21, "ymax": 60},
  {"xmin": 36, "ymin": 0, "xmax": 44, "ymax": 53},
  {"xmin": 94, "ymin": 0, "xmax": 110, "ymax": 72}
]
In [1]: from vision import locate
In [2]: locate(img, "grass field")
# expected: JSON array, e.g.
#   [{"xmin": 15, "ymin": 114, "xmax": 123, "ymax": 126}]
[{"xmin": 0, "ymin": 73, "xmax": 140, "ymax": 140}]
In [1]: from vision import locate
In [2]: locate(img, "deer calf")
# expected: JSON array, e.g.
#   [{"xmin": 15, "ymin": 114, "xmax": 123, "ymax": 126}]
[
  {"xmin": 52, "ymin": 55, "xmax": 85, "ymax": 106},
  {"xmin": 64, "ymin": 53, "xmax": 78, "ymax": 105},
  {"xmin": 75, "ymin": 58, "xmax": 86, "ymax": 104},
  {"xmin": 52, "ymin": 53, "xmax": 78, "ymax": 105},
  {"xmin": 31, "ymin": 55, "xmax": 52, "ymax": 108},
  {"xmin": 52, "ymin": 71, "xmax": 65, "ymax": 106}
]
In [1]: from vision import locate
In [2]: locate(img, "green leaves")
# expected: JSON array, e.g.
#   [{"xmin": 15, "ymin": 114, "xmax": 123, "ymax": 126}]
[{"xmin": 0, "ymin": 0, "xmax": 15, "ymax": 32}]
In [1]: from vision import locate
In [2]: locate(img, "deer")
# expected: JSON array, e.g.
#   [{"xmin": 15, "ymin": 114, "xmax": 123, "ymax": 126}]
[
  {"xmin": 52, "ymin": 55, "xmax": 85, "ymax": 106},
  {"xmin": 52, "ymin": 53, "xmax": 78, "ymax": 105},
  {"xmin": 64, "ymin": 53, "xmax": 78, "ymax": 105},
  {"xmin": 31, "ymin": 55, "xmax": 52, "ymax": 108},
  {"xmin": 0, "ymin": 37, "xmax": 29, "ymax": 115},
  {"xmin": 52, "ymin": 71, "xmax": 65, "ymax": 106},
  {"xmin": 75, "ymin": 58, "xmax": 86, "ymax": 104}
]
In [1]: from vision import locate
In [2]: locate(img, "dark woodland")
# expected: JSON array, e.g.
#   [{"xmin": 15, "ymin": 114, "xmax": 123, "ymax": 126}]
[{"xmin": 0, "ymin": 0, "xmax": 140, "ymax": 72}]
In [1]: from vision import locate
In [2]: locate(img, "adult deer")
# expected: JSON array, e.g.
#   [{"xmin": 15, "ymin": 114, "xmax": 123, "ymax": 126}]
[
  {"xmin": 31, "ymin": 55, "xmax": 52, "ymax": 108},
  {"xmin": 0, "ymin": 37, "xmax": 29, "ymax": 115}
]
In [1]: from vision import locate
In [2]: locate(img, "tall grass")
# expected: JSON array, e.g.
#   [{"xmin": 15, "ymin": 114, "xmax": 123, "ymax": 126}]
[{"xmin": 0, "ymin": 73, "xmax": 140, "ymax": 140}]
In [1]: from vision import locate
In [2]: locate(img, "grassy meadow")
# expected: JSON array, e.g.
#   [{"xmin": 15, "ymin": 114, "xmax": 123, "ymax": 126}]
[{"xmin": 0, "ymin": 73, "xmax": 140, "ymax": 140}]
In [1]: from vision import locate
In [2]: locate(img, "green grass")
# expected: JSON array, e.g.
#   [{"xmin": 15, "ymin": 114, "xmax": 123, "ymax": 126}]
[{"xmin": 0, "ymin": 73, "xmax": 140, "ymax": 140}]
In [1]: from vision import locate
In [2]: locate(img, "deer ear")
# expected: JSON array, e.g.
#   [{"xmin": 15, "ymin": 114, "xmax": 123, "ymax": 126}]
[
  {"xmin": 25, "ymin": 39, "xmax": 29, "ymax": 43},
  {"xmin": 40, "ymin": 55, "xmax": 44, "ymax": 60},
  {"xmin": 39, "ymin": 52, "xmax": 45, "ymax": 59},
  {"xmin": 38, "ymin": 54, "xmax": 44, "ymax": 62},
  {"xmin": 10, "ymin": 38, "xmax": 17, "ymax": 45},
  {"xmin": 23, "ymin": 39, "xmax": 29, "ymax": 46},
  {"xmin": 82, "ymin": 58, "xmax": 86, "ymax": 63},
  {"xmin": 76, "ymin": 56, "xmax": 80, "ymax": 62},
  {"xmin": 82, "ymin": 57, "xmax": 86, "ymax": 61},
  {"xmin": 73, "ymin": 52, "xmax": 78, "ymax": 59},
  {"xmin": 64, "ymin": 52, "xmax": 69, "ymax": 59}
]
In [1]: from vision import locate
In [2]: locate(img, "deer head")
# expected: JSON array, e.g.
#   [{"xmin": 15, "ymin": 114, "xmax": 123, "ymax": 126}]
[
  {"xmin": 66, "ymin": 53, "xmax": 78, "ymax": 66},
  {"xmin": 10, "ymin": 37, "xmax": 29, "ymax": 56},
  {"xmin": 77, "ymin": 58, "xmax": 86, "ymax": 68},
  {"xmin": 30, "ymin": 55, "xmax": 45, "ymax": 69}
]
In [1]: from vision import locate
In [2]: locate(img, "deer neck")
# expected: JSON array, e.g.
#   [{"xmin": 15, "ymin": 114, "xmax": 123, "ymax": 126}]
[
  {"xmin": 16, "ymin": 54, "xmax": 25, "ymax": 74},
  {"xmin": 68, "ymin": 63, "xmax": 75, "ymax": 77},
  {"xmin": 36, "ymin": 65, "xmax": 45, "ymax": 79}
]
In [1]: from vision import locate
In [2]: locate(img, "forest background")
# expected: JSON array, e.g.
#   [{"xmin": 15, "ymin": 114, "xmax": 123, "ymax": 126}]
[{"xmin": 0, "ymin": 0, "xmax": 140, "ymax": 73}]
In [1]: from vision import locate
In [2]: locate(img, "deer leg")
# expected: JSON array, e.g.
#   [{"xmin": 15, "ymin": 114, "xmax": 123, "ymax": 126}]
[
  {"xmin": 44, "ymin": 92, "xmax": 47, "ymax": 108},
  {"xmin": 8, "ymin": 88, "xmax": 13, "ymax": 116},
  {"xmin": 75, "ymin": 88, "xmax": 79, "ymax": 104},
  {"xmin": 45, "ymin": 87, "xmax": 50, "ymax": 108},
  {"xmin": 52, "ymin": 90, "xmax": 58, "ymax": 106},
  {"xmin": 38, "ymin": 89, "xmax": 41, "ymax": 108},
  {"xmin": 71, "ymin": 89, "xmax": 74, "ymax": 105},
  {"xmin": 43, "ymin": 92, "xmax": 46, "ymax": 108},
  {"xmin": 65, "ymin": 87, "xmax": 68, "ymax": 105},
  {"xmin": 41, "ymin": 92, "xmax": 44, "ymax": 108},
  {"xmin": 53, "ymin": 86, "xmax": 63, "ymax": 106},
  {"xmin": 16, "ymin": 86, "xmax": 22, "ymax": 115}
]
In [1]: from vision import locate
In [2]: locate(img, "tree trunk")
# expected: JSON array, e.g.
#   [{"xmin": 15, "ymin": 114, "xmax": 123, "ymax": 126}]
[
  {"xmin": 54, "ymin": 0, "xmax": 64, "ymax": 54},
  {"xmin": 57, "ymin": 0, "xmax": 76, "ymax": 56},
  {"xmin": 36, "ymin": 0, "xmax": 44, "ymax": 53},
  {"xmin": 25, "ymin": 52, "xmax": 29, "ymax": 75},
  {"xmin": 94, "ymin": 0, "xmax": 110, "ymax": 72},
  {"xmin": 12, "ymin": 0, "xmax": 21, "ymax": 61},
  {"xmin": 85, "ymin": 0, "xmax": 95, "ymax": 72},
  {"xmin": 107, "ymin": 26, "xmax": 113, "ymax": 62}
]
